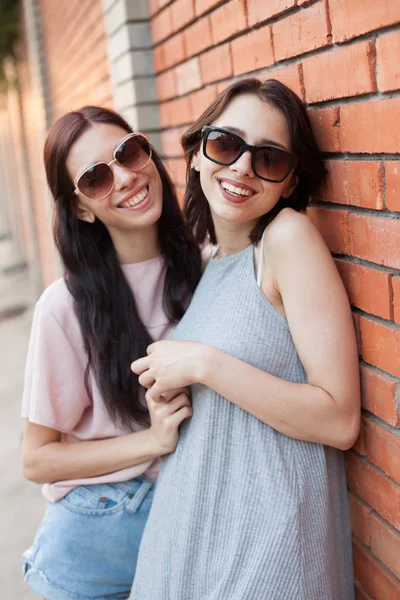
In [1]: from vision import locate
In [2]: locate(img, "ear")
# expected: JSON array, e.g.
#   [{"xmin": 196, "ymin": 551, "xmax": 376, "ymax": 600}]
[
  {"xmin": 191, "ymin": 152, "xmax": 200, "ymax": 172},
  {"xmin": 76, "ymin": 202, "xmax": 95, "ymax": 223},
  {"xmin": 282, "ymin": 172, "xmax": 298, "ymax": 199}
]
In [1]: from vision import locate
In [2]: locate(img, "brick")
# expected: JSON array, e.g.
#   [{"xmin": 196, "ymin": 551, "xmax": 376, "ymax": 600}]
[
  {"xmin": 231, "ymin": 26, "xmax": 274, "ymax": 76},
  {"xmin": 346, "ymin": 452, "xmax": 400, "ymax": 530},
  {"xmin": 161, "ymin": 126, "xmax": 186, "ymax": 156},
  {"xmin": 200, "ymin": 43, "xmax": 232, "ymax": 84},
  {"xmin": 303, "ymin": 41, "xmax": 376, "ymax": 104},
  {"xmin": 156, "ymin": 70, "xmax": 176, "ymax": 102},
  {"xmin": 184, "ymin": 17, "xmax": 212, "ymax": 57},
  {"xmin": 348, "ymin": 214, "xmax": 400, "ymax": 270},
  {"xmin": 330, "ymin": 0, "xmax": 400, "ymax": 43},
  {"xmin": 393, "ymin": 277, "xmax": 400, "ymax": 326},
  {"xmin": 364, "ymin": 418, "xmax": 400, "ymax": 484},
  {"xmin": 165, "ymin": 157, "xmax": 187, "ymax": 186},
  {"xmin": 360, "ymin": 365, "xmax": 400, "ymax": 428},
  {"xmin": 308, "ymin": 107, "xmax": 340, "ymax": 153},
  {"xmin": 273, "ymin": 1, "xmax": 329, "ymax": 61},
  {"xmin": 195, "ymin": 0, "xmax": 223, "ymax": 16},
  {"xmin": 385, "ymin": 162, "xmax": 400, "ymax": 213},
  {"xmin": 210, "ymin": 0, "xmax": 247, "ymax": 45},
  {"xmin": 261, "ymin": 64, "xmax": 303, "ymax": 100},
  {"xmin": 307, "ymin": 207, "xmax": 350, "ymax": 254},
  {"xmin": 370, "ymin": 513, "xmax": 400, "ymax": 580},
  {"xmin": 162, "ymin": 34, "xmax": 186, "ymax": 70},
  {"xmin": 171, "ymin": 0, "xmax": 195, "ymax": 32},
  {"xmin": 335, "ymin": 259, "xmax": 391, "ymax": 320},
  {"xmin": 360, "ymin": 316, "xmax": 400, "ymax": 379},
  {"xmin": 160, "ymin": 96, "xmax": 192, "ymax": 128},
  {"xmin": 353, "ymin": 312, "xmax": 362, "ymax": 356},
  {"xmin": 175, "ymin": 58, "xmax": 202, "ymax": 95},
  {"xmin": 322, "ymin": 160, "xmax": 384, "ymax": 210},
  {"xmin": 341, "ymin": 98, "xmax": 400, "ymax": 154},
  {"xmin": 151, "ymin": 7, "xmax": 173, "ymax": 44},
  {"xmin": 352, "ymin": 417, "xmax": 367, "ymax": 456},
  {"xmin": 153, "ymin": 45, "xmax": 164, "ymax": 72},
  {"xmin": 377, "ymin": 30, "xmax": 400, "ymax": 93},
  {"xmin": 247, "ymin": 0, "xmax": 295, "ymax": 26},
  {"xmin": 353, "ymin": 538, "xmax": 400, "ymax": 600},
  {"xmin": 189, "ymin": 84, "xmax": 218, "ymax": 120},
  {"xmin": 348, "ymin": 492, "xmax": 372, "ymax": 545}
]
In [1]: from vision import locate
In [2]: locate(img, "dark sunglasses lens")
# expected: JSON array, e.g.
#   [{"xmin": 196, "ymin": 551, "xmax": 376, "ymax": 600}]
[
  {"xmin": 205, "ymin": 130, "xmax": 242, "ymax": 164},
  {"xmin": 115, "ymin": 135, "xmax": 151, "ymax": 170},
  {"xmin": 77, "ymin": 163, "xmax": 113, "ymax": 199},
  {"xmin": 255, "ymin": 147, "xmax": 292, "ymax": 181}
]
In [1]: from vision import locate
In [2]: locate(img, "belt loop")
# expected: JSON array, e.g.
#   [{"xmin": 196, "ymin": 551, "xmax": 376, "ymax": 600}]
[{"xmin": 126, "ymin": 480, "xmax": 153, "ymax": 514}]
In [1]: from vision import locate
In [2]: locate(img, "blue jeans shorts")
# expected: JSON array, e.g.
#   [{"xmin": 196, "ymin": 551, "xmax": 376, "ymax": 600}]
[{"xmin": 22, "ymin": 477, "xmax": 155, "ymax": 600}]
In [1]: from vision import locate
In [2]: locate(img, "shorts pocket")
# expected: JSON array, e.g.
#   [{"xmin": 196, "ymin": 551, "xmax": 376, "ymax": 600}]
[{"xmin": 60, "ymin": 485, "xmax": 129, "ymax": 515}]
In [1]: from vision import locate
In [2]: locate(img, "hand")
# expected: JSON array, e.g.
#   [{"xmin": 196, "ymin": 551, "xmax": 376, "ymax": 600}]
[
  {"xmin": 131, "ymin": 341, "xmax": 209, "ymax": 401},
  {"xmin": 147, "ymin": 389, "xmax": 192, "ymax": 455}
]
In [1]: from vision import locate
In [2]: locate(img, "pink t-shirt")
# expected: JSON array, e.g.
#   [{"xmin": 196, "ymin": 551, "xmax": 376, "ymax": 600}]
[{"xmin": 21, "ymin": 255, "xmax": 173, "ymax": 502}]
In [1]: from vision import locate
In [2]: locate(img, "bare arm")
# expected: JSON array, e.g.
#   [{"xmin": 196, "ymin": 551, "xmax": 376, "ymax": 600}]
[
  {"xmin": 133, "ymin": 211, "xmax": 360, "ymax": 450},
  {"xmin": 22, "ymin": 388, "xmax": 191, "ymax": 484}
]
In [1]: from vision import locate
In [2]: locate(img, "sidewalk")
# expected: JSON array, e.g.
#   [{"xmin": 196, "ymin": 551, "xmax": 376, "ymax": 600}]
[{"xmin": 0, "ymin": 258, "xmax": 46, "ymax": 598}]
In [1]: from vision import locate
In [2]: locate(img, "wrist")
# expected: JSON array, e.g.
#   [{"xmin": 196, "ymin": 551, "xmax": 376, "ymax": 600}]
[
  {"xmin": 136, "ymin": 427, "xmax": 166, "ymax": 459},
  {"xmin": 195, "ymin": 344, "xmax": 216, "ymax": 386}
]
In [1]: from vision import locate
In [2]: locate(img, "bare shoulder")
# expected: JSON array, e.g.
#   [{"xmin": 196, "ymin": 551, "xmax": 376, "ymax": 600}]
[{"xmin": 264, "ymin": 207, "xmax": 328, "ymax": 261}]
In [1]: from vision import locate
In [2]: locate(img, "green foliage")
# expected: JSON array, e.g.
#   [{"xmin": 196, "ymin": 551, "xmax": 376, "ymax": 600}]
[{"xmin": 0, "ymin": 0, "xmax": 19, "ymax": 81}]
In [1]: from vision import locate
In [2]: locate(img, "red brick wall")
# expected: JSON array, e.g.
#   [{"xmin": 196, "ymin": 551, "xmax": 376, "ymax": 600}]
[
  {"xmin": 149, "ymin": 1, "xmax": 400, "ymax": 597},
  {"xmin": 40, "ymin": 0, "xmax": 113, "ymax": 121}
]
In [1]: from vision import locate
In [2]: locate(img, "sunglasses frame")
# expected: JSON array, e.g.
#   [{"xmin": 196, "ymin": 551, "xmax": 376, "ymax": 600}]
[
  {"xmin": 201, "ymin": 126, "xmax": 296, "ymax": 183},
  {"xmin": 73, "ymin": 132, "xmax": 152, "ymax": 200}
]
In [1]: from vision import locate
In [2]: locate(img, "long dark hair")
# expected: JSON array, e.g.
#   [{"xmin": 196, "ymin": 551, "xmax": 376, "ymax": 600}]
[
  {"xmin": 44, "ymin": 106, "xmax": 201, "ymax": 427},
  {"xmin": 182, "ymin": 78, "xmax": 326, "ymax": 245}
]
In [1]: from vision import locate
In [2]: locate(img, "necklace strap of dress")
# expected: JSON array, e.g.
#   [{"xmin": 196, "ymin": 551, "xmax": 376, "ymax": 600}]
[{"xmin": 256, "ymin": 229, "xmax": 266, "ymax": 288}]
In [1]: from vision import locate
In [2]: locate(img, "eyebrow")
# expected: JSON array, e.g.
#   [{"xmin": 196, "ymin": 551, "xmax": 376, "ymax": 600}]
[{"xmin": 219, "ymin": 126, "xmax": 289, "ymax": 151}]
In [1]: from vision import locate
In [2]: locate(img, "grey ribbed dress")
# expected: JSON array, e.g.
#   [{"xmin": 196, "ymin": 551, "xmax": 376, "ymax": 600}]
[{"xmin": 130, "ymin": 243, "xmax": 354, "ymax": 600}]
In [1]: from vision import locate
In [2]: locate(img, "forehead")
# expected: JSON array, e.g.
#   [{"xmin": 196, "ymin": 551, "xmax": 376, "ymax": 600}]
[
  {"xmin": 212, "ymin": 94, "xmax": 291, "ymax": 148},
  {"xmin": 67, "ymin": 122, "xmax": 130, "ymax": 176}
]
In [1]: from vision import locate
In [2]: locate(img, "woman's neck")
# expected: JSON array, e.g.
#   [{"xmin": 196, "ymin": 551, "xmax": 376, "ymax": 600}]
[
  {"xmin": 108, "ymin": 224, "xmax": 161, "ymax": 264},
  {"xmin": 212, "ymin": 215, "xmax": 256, "ymax": 259}
]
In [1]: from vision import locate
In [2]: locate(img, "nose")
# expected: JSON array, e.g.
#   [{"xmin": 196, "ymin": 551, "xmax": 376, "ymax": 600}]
[
  {"xmin": 112, "ymin": 162, "xmax": 137, "ymax": 190},
  {"xmin": 229, "ymin": 150, "xmax": 254, "ymax": 178}
]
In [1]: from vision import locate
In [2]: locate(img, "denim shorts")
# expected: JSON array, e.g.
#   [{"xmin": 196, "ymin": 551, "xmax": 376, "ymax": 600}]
[{"xmin": 22, "ymin": 477, "xmax": 154, "ymax": 600}]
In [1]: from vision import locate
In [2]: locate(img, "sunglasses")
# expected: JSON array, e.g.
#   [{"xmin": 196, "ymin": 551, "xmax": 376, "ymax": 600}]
[
  {"xmin": 201, "ymin": 126, "xmax": 296, "ymax": 183},
  {"xmin": 73, "ymin": 133, "xmax": 152, "ymax": 200}
]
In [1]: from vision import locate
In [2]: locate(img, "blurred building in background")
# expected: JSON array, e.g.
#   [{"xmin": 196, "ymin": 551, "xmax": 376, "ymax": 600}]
[{"xmin": 0, "ymin": 1, "xmax": 400, "ymax": 597}]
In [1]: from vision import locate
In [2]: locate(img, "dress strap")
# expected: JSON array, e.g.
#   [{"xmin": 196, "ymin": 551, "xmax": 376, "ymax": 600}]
[{"xmin": 256, "ymin": 229, "xmax": 266, "ymax": 288}]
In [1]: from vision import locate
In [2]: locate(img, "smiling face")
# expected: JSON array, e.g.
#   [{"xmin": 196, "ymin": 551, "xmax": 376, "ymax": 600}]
[
  {"xmin": 67, "ymin": 123, "xmax": 163, "ymax": 238},
  {"xmin": 194, "ymin": 94, "xmax": 296, "ymax": 235}
]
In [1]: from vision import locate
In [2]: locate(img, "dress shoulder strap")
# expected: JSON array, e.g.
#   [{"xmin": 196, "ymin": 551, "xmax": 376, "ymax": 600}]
[{"xmin": 256, "ymin": 229, "xmax": 266, "ymax": 288}]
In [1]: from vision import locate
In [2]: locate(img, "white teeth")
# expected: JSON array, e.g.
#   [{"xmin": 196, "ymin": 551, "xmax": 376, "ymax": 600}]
[
  {"xmin": 220, "ymin": 181, "xmax": 251, "ymax": 196},
  {"xmin": 120, "ymin": 186, "xmax": 148, "ymax": 208}
]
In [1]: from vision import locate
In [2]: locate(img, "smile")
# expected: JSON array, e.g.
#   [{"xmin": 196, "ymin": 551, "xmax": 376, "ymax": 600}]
[
  {"xmin": 118, "ymin": 185, "xmax": 149, "ymax": 208},
  {"xmin": 220, "ymin": 181, "xmax": 252, "ymax": 196}
]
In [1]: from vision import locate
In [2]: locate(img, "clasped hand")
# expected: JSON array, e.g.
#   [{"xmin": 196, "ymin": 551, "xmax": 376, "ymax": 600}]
[{"xmin": 131, "ymin": 340, "xmax": 206, "ymax": 402}]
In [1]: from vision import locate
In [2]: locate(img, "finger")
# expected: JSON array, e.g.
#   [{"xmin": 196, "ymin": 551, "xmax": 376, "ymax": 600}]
[
  {"xmin": 160, "ymin": 387, "xmax": 190, "ymax": 402},
  {"xmin": 163, "ymin": 393, "xmax": 191, "ymax": 415},
  {"xmin": 148, "ymin": 381, "xmax": 167, "ymax": 402},
  {"xmin": 167, "ymin": 406, "xmax": 192, "ymax": 429},
  {"xmin": 131, "ymin": 356, "xmax": 150, "ymax": 374},
  {"xmin": 146, "ymin": 342, "xmax": 157, "ymax": 355},
  {"xmin": 138, "ymin": 371, "xmax": 156, "ymax": 388}
]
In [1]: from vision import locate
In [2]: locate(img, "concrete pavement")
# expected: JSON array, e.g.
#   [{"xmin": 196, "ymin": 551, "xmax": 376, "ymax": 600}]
[{"xmin": 0, "ymin": 260, "xmax": 46, "ymax": 598}]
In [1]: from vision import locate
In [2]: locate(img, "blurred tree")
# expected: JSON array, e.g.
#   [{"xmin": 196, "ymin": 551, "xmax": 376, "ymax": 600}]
[{"xmin": 0, "ymin": 0, "xmax": 19, "ymax": 83}]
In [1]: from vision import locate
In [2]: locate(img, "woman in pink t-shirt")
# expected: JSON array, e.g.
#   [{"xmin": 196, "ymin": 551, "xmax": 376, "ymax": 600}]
[{"xmin": 21, "ymin": 106, "xmax": 201, "ymax": 600}]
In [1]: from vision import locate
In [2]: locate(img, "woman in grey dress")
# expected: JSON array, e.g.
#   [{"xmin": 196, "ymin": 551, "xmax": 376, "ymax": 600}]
[{"xmin": 130, "ymin": 79, "xmax": 360, "ymax": 599}]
